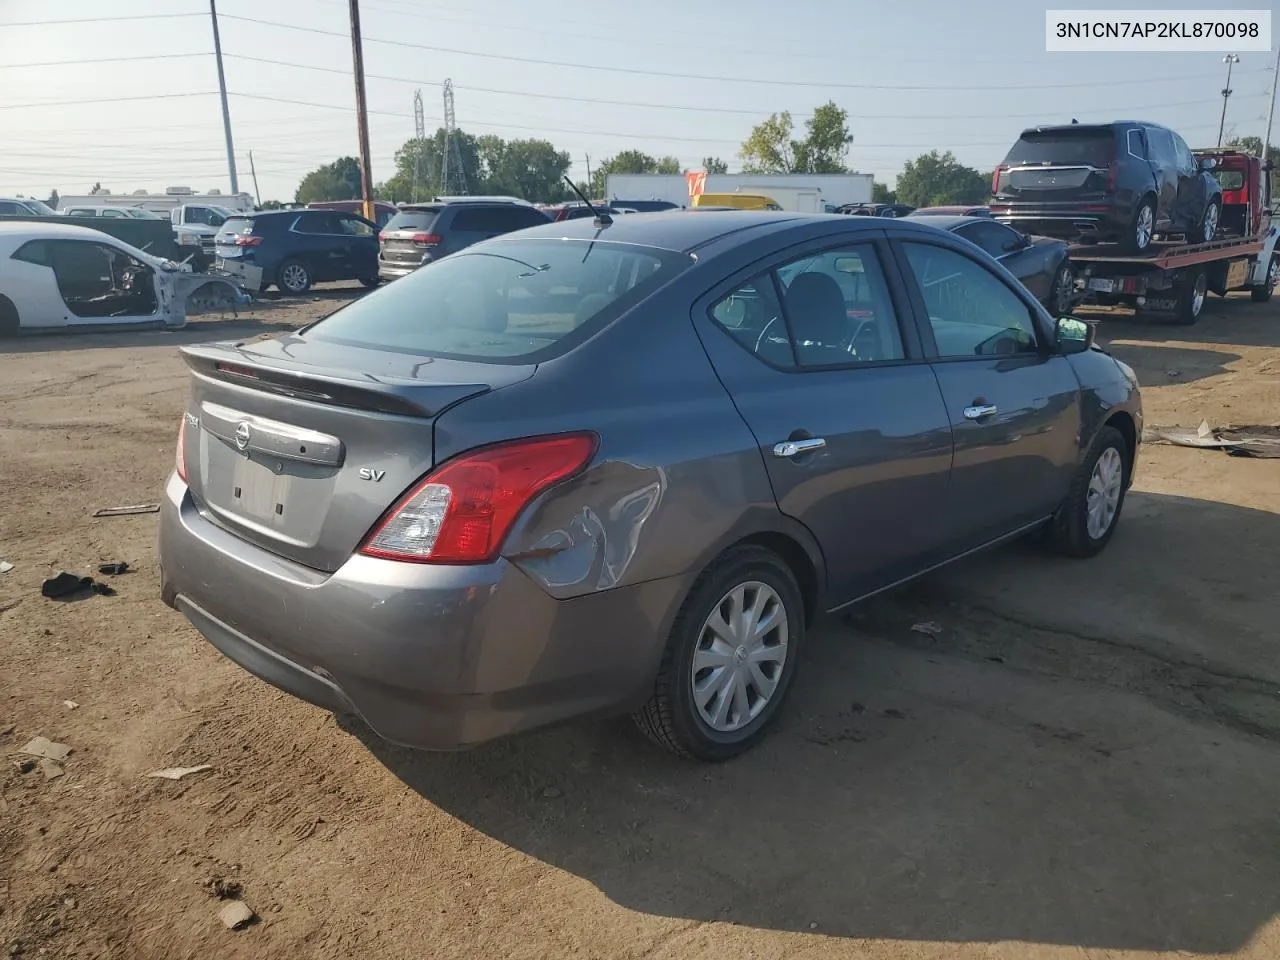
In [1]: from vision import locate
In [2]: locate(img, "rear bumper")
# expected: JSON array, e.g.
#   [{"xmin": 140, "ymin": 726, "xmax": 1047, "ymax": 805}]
[
  {"xmin": 157, "ymin": 474, "xmax": 682, "ymax": 750},
  {"xmin": 377, "ymin": 256, "xmax": 431, "ymax": 281},
  {"xmin": 990, "ymin": 206, "xmax": 1127, "ymax": 239}
]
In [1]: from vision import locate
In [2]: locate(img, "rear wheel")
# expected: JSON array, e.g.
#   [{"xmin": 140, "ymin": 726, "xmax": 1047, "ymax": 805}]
[
  {"xmin": 1250, "ymin": 255, "xmax": 1278, "ymax": 302},
  {"xmin": 1198, "ymin": 199, "xmax": 1220, "ymax": 243},
  {"xmin": 1043, "ymin": 424, "xmax": 1130, "ymax": 558},
  {"xmin": 359, "ymin": 277, "xmax": 380, "ymax": 290},
  {"xmin": 1126, "ymin": 196, "xmax": 1155, "ymax": 253},
  {"xmin": 1047, "ymin": 261, "xmax": 1075, "ymax": 315},
  {"xmin": 634, "ymin": 545, "xmax": 804, "ymax": 761},
  {"xmin": 1169, "ymin": 267, "xmax": 1208, "ymax": 326},
  {"xmin": 277, "ymin": 259, "xmax": 312, "ymax": 295}
]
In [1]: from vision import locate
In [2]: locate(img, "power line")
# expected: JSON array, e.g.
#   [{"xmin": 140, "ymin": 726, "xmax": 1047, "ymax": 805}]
[
  {"xmin": 215, "ymin": 14, "xmax": 1265, "ymax": 93},
  {"xmin": 0, "ymin": 13, "xmax": 207, "ymax": 26},
  {"xmin": 0, "ymin": 53, "xmax": 211, "ymax": 70},
  {"xmin": 0, "ymin": 92, "xmax": 217, "ymax": 111}
]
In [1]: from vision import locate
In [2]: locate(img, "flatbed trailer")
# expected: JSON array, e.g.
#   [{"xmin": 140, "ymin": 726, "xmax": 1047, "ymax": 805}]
[{"xmin": 1070, "ymin": 227, "xmax": 1279, "ymax": 324}]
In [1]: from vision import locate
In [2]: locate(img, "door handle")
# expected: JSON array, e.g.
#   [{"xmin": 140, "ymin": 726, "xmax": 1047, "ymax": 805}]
[
  {"xmin": 963, "ymin": 404, "xmax": 998, "ymax": 420},
  {"xmin": 773, "ymin": 437, "xmax": 826, "ymax": 457}
]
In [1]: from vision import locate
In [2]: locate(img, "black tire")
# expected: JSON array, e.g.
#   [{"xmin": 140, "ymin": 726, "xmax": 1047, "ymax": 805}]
[
  {"xmin": 1198, "ymin": 198, "xmax": 1221, "ymax": 243},
  {"xmin": 359, "ymin": 277, "xmax": 380, "ymax": 289},
  {"xmin": 276, "ymin": 258, "xmax": 312, "ymax": 295},
  {"xmin": 1169, "ymin": 267, "xmax": 1208, "ymax": 326},
  {"xmin": 0, "ymin": 296, "xmax": 18, "ymax": 337},
  {"xmin": 633, "ymin": 544, "xmax": 805, "ymax": 761},
  {"xmin": 1126, "ymin": 196, "xmax": 1156, "ymax": 254},
  {"xmin": 1250, "ymin": 254, "xmax": 1278, "ymax": 303},
  {"xmin": 1043, "ymin": 424, "xmax": 1130, "ymax": 559},
  {"xmin": 1047, "ymin": 261, "xmax": 1075, "ymax": 315}
]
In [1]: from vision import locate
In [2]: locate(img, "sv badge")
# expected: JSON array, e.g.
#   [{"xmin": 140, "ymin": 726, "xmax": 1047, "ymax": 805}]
[{"xmin": 358, "ymin": 468, "xmax": 386, "ymax": 482}]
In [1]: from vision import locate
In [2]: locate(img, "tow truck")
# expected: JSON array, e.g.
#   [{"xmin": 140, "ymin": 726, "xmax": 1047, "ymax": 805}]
[{"xmin": 1069, "ymin": 149, "xmax": 1279, "ymax": 324}]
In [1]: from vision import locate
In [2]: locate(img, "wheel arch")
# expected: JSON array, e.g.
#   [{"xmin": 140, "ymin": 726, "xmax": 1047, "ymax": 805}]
[
  {"xmin": 0, "ymin": 294, "xmax": 19, "ymax": 336},
  {"xmin": 1103, "ymin": 409, "xmax": 1138, "ymax": 475}
]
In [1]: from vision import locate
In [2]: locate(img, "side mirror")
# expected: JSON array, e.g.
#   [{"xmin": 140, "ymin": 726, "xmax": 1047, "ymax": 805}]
[
  {"xmin": 1199, "ymin": 157, "xmax": 1217, "ymax": 171},
  {"xmin": 1055, "ymin": 315, "xmax": 1095, "ymax": 355}
]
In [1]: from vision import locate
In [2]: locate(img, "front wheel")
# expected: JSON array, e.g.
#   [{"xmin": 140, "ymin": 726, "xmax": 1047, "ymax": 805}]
[
  {"xmin": 633, "ymin": 545, "xmax": 804, "ymax": 761},
  {"xmin": 1250, "ymin": 255, "xmax": 1278, "ymax": 302},
  {"xmin": 1043, "ymin": 424, "xmax": 1130, "ymax": 558}
]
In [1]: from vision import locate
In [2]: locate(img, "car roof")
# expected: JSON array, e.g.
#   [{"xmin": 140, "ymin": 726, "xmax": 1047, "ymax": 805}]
[
  {"xmin": 488, "ymin": 209, "xmax": 963, "ymax": 255},
  {"xmin": 904, "ymin": 215, "xmax": 988, "ymax": 231}
]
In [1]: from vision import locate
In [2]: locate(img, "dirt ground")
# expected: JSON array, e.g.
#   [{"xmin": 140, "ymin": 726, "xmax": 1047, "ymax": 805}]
[{"xmin": 1, "ymin": 283, "xmax": 1277, "ymax": 960}]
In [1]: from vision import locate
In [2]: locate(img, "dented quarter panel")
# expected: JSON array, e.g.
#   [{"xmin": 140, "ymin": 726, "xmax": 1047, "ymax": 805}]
[{"xmin": 432, "ymin": 269, "xmax": 821, "ymax": 603}]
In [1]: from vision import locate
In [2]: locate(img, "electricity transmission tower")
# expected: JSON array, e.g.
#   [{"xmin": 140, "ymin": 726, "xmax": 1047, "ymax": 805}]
[
  {"xmin": 441, "ymin": 79, "xmax": 468, "ymax": 195},
  {"xmin": 411, "ymin": 89, "xmax": 425, "ymax": 201}
]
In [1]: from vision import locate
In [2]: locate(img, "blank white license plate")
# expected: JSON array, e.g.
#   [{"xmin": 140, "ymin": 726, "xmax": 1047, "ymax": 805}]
[{"xmin": 1088, "ymin": 278, "xmax": 1115, "ymax": 293}]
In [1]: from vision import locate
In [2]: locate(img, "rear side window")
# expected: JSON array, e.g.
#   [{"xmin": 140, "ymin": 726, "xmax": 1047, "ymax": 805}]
[
  {"xmin": 306, "ymin": 238, "xmax": 689, "ymax": 363},
  {"xmin": 12, "ymin": 240, "xmax": 52, "ymax": 265},
  {"xmin": 293, "ymin": 212, "xmax": 339, "ymax": 234},
  {"xmin": 1004, "ymin": 131, "xmax": 1115, "ymax": 167},
  {"xmin": 384, "ymin": 209, "xmax": 440, "ymax": 232}
]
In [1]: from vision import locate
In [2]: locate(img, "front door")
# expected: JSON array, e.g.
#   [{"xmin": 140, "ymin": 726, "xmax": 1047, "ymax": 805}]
[
  {"xmin": 336, "ymin": 214, "xmax": 378, "ymax": 280},
  {"xmin": 894, "ymin": 239, "xmax": 1081, "ymax": 551},
  {"xmin": 692, "ymin": 237, "xmax": 954, "ymax": 605},
  {"xmin": 1144, "ymin": 127, "xmax": 1180, "ymax": 229}
]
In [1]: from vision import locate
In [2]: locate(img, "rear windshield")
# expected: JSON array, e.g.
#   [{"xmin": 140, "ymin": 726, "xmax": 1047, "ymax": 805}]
[
  {"xmin": 1004, "ymin": 131, "xmax": 1115, "ymax": 167},
  {"xmin": 220, "ymin": 217, "xmax": 255, "ymax": 236},
  {"xmin": 385, "ymin": 208, "xmax": 441, "ymax": 231},
  {"xmin": 306, "ymin": 238, "xmax": 690, "ymax": 363}
]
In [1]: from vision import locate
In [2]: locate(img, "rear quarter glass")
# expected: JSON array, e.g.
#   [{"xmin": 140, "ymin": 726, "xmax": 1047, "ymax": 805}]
[{"xmin": 305, "ymin": 238, "xmax": 691, "ymax": 364}]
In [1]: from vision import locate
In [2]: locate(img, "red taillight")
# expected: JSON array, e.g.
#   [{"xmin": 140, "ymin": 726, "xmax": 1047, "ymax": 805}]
[
  {"xmin": 554, "ymin": 208, "xmax": 569, "ymax": 222},
  {"xmin": 359, "ymin": 433, "xmax": 598, "ymax": 564},
  {"xmin": 991, "ymin": 165, "xmax": 1004, "ymax": 195},
  {"xmin": 176, "ymin": 417, "xmax": 188, "ymax": 483},
  {"xmin": 214, "ymin": 362, "xmax": 260, "ymax": 379},
  {"xmin": 233, "ymin": 235, "xmax": 262, "ymax": 246},
  {"xmin": 411, "ymin": 233, "xmax": 441, "ymax": 246}
]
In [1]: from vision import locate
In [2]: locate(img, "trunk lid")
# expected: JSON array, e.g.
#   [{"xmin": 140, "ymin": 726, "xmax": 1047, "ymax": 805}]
[
  {"xmin": 995, "ymin": 129, "xmax": 1116, "ymax": 203},
  {"xmin": 380, "ymin": 207, "xmax": 442, "ymax": 265},
  {"xmin": 180, "ymin": 335, "xmax": 534, "ymax": 572},
  {"xmin": 215, "ymin": 216, "xmax": 255, "ymax": 260}
]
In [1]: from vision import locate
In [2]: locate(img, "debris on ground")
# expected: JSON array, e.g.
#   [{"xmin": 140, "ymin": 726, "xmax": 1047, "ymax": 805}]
[
  {"xmin": 19, "ymin": 737, "xmax": 71, "ymax": 763},
  {"xmin": 1144, "ymin": 421, "xmax": 1280, "ymax": 458},
  {"xmin": 541, "ymin": 786, "xmax": 563, "ymax": 799},
  {"xmin": 92, "ymin": 504, "xmax": 160, "ymax": 518},
  {"xmin": 40, "ymin": 573, "xmax": 114, "ymax": 600},
  {"xmin": 217, "ymin": 901, "xmax": 256, "ymax": 930},
  {"xmin": 96, "ymin": 562, "xmax": 130, "ymax": 576},
  {"xmin": 38, "ymin": 759, "xmax": 64, "ymax": 780},
  {"xmin": 910, "ymin": 621, "xmax": 943, "ymax": 636},
  {"xmin": 206, "ymin": 878, "xmax": 243, "ymax": 900},
  {"xmin": 147, "ymin": 765, "xmax": 213, "ymax": 781},
  {"xmin": 0, "ymin": 560, "xmax": 12, "ymax": 575},
  {"xmin": 63, "ymin": 701, "xmax": 79, "ymax": 710},
  {"xmin": 0, "ymin": 723, "xmax": 13, "ymax": 736}
]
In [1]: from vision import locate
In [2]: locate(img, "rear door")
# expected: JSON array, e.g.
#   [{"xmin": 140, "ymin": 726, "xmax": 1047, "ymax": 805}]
[
  {"xmin": 893, "ymin": 238, "xmax": 1081, "ymax": 550},
  {"xmin": 691, "ymin": 235, "xmax": 955, "ymax": 605},
  {"xmin": 291, "ymin": 212, "xmax": 345, "ymax": 280}
]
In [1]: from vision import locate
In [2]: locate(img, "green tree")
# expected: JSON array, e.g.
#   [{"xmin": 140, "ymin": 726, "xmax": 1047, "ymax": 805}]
[
  {"xmin": 871, "ymin": 181, "xmax": 894, "ymax": 203},
  {"xmin": 378, "ymin": 129, "xmax": 482, "ymax": 203},
  {"xmin": 740, "ymin": 102, "xmax": 852, "ymax": 174},
  {"xmin": 894, "ymin": 151, "xmax": 989, "ymax": 207},
  {"xmin": 655, "ymin": 156, "xmax": 683, "ymax": 175},
  {"xmin": 481, "ymin": 138, "xmax": 572, "ymax": 203},
  {"xmin": 702, "ymin": 156, "xmax": 729, "ymax": 174},
  {"xmin": 258, "ymin": 199, "xmax": 285, "ymax": 210},
  {"xmin": 591, "ymin": 151, "xmax": 682, "ymax": 196},
  {"xmin": 294, "ymin": 156, "xmax": 363, "ymax": 204}
]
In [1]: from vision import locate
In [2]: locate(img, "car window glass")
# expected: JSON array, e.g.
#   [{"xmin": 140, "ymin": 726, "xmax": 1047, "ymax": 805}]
[
  {"xmin": 450, "ymin": 207, "xmax": 489, "ymax": 231},
  {"xmin": 902, "ymin": 242, "xmax": 1039, "ymax": 358},
  {"xmin": 294, "ymin": 212, "xmax": 339, "ymax": 234},
  {"xmin": 12, "ymin": 240, "xmax": 52, "ymax": 265},
  {"xmin": 309, "ymin": 239, "xmax": 685, "ymax": 362},
  {"xmin": 101, "ymin": 208, "xmax": 126, "ymax": 218},
  {"xmin": 773, "ymin": 245, "xmax": 905, "ymax": 366},
  {"xmin": 385, "ymin": 209, "xmax": 440, "ymax": 232},
  {"xmin": 955, "ymin": 221, "xmax": 1019, "ymax": 257},
  {"xmin": 1127, "ymin": 129, "xmax": 1147, "ymax": 159},
  {"xmin": 339, "ymin": 216, "xmax": 374, "ymax": 236},
  {"xmin": 0, "ymin": 202, "xmax": 21, "ymax": 215},
  {"xmin": 515, "ymin": 206, "xmax": 550, "ymax": 229},
  {"xmin": 709, "ymin": 273, "xmax": 794, "ymax": 368},
  {"xmin": 1172, "ymin": 133, "xmax": 1195, "ymax": 173},
  {"xmin": 1147, "ymin": 128, "xmax": 1176, "ymax": 166}
]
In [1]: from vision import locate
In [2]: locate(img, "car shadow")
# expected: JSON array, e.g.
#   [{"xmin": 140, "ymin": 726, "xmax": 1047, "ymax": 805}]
[
  {"xmin": 1099, "ymin": 338, "xmax": 1241, "ymax": 387},
  {"xmin": 0, "ymin": 316, "xmax": 302, "ymax": 355},
  {"xmin": 1082, "ymin": 292, "xmax": 1278, "ymax": 349},
  {"xmin": 348, "ymin": 491, "xmax": 1280, "ymax": 954}
]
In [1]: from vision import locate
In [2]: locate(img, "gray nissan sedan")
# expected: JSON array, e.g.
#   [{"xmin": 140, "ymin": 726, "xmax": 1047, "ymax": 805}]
[{"xmin": 159, "ymin": 211, "xmax": 1142, "ymax": 761}]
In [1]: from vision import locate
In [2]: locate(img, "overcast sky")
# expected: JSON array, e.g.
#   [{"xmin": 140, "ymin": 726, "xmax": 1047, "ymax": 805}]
[{"xmin": 0, "ymin": 0, "xmax": 1276, "ymax": 204}]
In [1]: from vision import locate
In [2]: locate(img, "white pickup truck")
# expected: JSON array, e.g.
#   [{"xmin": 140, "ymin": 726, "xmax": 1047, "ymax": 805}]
[{"xmin": 169, "ymin": 204, "xmax": 236, "ymax": 266}]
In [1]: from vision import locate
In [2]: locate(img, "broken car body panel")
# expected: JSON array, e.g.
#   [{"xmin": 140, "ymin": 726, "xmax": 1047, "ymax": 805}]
[{"xmin": 0, "ymin": 222, "xmax": 249, "ymax": 333}]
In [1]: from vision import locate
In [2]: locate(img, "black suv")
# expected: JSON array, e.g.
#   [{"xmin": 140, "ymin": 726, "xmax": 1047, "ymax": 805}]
[
  {"xmin": 991, "ymin": 121, "xmax": 1223, "ymax": 253},
  {"xmin": 214, "ymin": 209, "xmax": 379, "ymax": 294},
  {"xmin": 378, "ymin": 200, "xmax": 550, "ymax": 281}
]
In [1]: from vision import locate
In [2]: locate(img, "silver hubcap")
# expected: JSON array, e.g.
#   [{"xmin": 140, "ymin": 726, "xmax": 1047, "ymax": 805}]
[
  {"xmin": 1268, "ymin": 258, "xmax": 1278, "ymax": 289},
  {"xmin": 692, "ymin": 581, "xmax": 789, "ymax": 733},
  {"xmin": 1203, "ymin": 203, "xmax": 1219, "ymax": 241},
  {"xmin": 282, "ymin": 264, "xmax": 307, "ymax": 290},
  {"xmin": 1135, "ymin": 205, "xmax": 1153, "ymax": 248},
  {"xmin": 1054, "ymin": 265, "xmax": 1074, "ymax": 309},
  {"xmin": 1086, "ymin": 447, "xmax": 1123, "ymax": 540}
]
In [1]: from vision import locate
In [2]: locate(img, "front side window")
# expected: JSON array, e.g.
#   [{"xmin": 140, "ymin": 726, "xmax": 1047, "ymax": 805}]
[
  {"xmin": 955, "ymin": 221, "xmax": 1021, "ymax": 258},
  {"xmin": 902, "ymin": 242, "xmax": 1039, "ymax": 358},
  {"xmin": 338, "ymin": 215, "xmax": 374, "ymax": 236}
]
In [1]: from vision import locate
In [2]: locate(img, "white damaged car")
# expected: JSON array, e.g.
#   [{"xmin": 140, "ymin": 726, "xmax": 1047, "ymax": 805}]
[{"xmin": 0, "ymin": 222, "xmax": 249, "ymax": 336}]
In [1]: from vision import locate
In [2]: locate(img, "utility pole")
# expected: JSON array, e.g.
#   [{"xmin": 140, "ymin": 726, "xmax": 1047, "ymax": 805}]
[
  {"xmin": 1218, "ymin": 53, "xmax": 1240, "ymax": 148},
  {"xmin": 347, "ymin": 0, "xmax": 376, "ymax": 222},
  {"xmin": 1264, "ymin": 45, "xmax": 1280, "ymax": 165},
  {"xmin": 248, "ymin": 150, "xmax": 261, "ymax": 207},
  {"xmin": 209, "ymin": 0, "xmax": 239, "ymax": 195}
]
